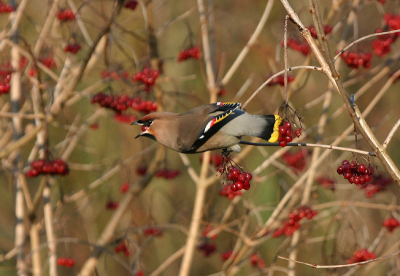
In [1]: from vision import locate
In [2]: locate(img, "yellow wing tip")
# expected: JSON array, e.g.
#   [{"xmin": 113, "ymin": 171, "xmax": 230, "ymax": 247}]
[{"xmin": 268, "ymin": 115, "xmax": 282, "ymax": 143}]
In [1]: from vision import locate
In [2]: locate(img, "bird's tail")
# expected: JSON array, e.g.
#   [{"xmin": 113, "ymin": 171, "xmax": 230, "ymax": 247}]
[{"xmin": 253, "ymin": 114, "xmax": 282, "ymax": 142}]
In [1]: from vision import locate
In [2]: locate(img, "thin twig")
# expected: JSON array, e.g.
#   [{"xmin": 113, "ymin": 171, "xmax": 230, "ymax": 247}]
[
  {"xmin": 278, "ymin": 249, "xmax": 400, "ymax": 269},
  {"xmin": 238, "ymin": 141, "xmax": 376, "ymax": 156}
]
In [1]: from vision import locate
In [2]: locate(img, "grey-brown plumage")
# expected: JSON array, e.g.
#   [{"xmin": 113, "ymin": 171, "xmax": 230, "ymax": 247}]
[{"xmin": 132, "ymin": 102, "xmax": 282, "ymax": 153}]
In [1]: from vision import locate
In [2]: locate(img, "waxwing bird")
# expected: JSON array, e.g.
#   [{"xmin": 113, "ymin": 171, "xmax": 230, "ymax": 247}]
[{"xmin": 132, "ymin": 102, "xmax": 282, "ymax": 153}]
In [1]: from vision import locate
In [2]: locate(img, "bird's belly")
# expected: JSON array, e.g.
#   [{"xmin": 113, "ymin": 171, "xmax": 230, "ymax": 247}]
[{"xmin": 196, "ymin": 134, "xmax": 240, "ymax": 152}]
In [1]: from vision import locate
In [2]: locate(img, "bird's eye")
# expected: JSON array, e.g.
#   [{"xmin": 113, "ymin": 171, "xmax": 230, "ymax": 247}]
[{"xmin": 144, "ymin": 119, "xmax": 154, "ymax": 127}]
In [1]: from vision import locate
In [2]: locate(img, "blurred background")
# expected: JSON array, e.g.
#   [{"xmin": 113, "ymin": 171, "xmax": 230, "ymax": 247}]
[{"xmin": 0, "ymin": 0, "xmax": 400, "ymax": 275}]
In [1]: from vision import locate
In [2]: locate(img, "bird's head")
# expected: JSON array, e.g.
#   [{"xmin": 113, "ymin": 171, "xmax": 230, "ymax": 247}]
[
  {"xmin": 131, "ymin": 113, "xmax": 158, "ymax": 141},
  {"xmin": 131, "ymin": 112, "xmax": 178, "ymax": 143}
]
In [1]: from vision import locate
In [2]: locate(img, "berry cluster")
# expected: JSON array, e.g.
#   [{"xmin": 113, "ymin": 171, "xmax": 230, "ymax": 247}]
[
  {"xmin": 197, "ymin": 240, "xmax": 216, "ymax": 257},
  {"xmin": 218, "ymin": 184, "xmax": 243, "ymax": 200},
  {"xmin": 278, "ymin": 121, "xmax": 293, "ymax": 147},
  {"xmin": 371, "ymin": 14, "xmax": 400, "ymax": 57},
  {"xmin": 219, "ymin": 90, "xmax": 227, "ymax": 98},
  {"xmin": 156, "ymin": 169, "xmax": 180, "ymax": 179},
  {"xmin": 250, "ymin": 253, "xmax": 266, "ymax": 270},
  {"xmin": 0, "ymin": 1, "xmax": 14, "ymax": 13},
  {"xmin": 64, "ymin": 43, "xmax": 81, "ymax": 54},
  {"xmin": 57, "ymin": 257, "xmax": 75, "ymax": 268},
  {"xmin": 266, "ymin": 74, "xmax": 295, "ymax": 86},
  {"xmin": 336, "ymin": 160, "xmax": 374, "ymax": 185},
  {"xmin": 371, "ymin": 29, "xmax": 396, "ymax": 57},
  {"xmin": 347, "ymin": 249, "xmax": 376, "ymax": 264},
  {"xmin": 316, "ymin": 176, "xmax": 335, "ymax": 191},
  {"xmin": 383, "ymin": 217, "xmax": 400, "ymax": 232},
  {"xmin": 144, "ymin": 227, "xmax": 163, "ymax": 237},
  {"xmin": 220, "ymin": 250, "xmax": 233, "ymax": 261},
  {"xmin": 106, "ymin": 200, "xmax": 119, "ymax": 210},
  {"xmin": 219, "ymin": 166, "xmax": 253, "ymax": 192},
  {"xmin": 132, "ymin": 68, "xmax": 160, "ymax": 91},
  {"xmin": 282, "ymin": 149, "xmax": 309, "ymax": 173},
  {"xmin": 200, "ymin": 152, "xmax": 224, "ymax": 167},
  {"xmin": 178, "ymin": 46, "xmax": 201, "ymax": 62},
  {"xmin": 124, "ymin": 0, "xmax": 138, "ymax": 10},
  {"xmin": 308, "ymin": 24, "xmax": 333, "ymax": 38},
  {"xmin": 101, "ymin": 69, "xmax": 129, "ymax": 81},
  {"xmin": 91, "ymin": 93, "xmax": 158, "ymax": 114},
  {"xmin": 57, "ymin": 9, "xmax": 75, "ymax": 21},
  {"xmin": 385, "ymin": 13, "xmax": 400, "ymax": 36},
  {"xmin": 136, "ymin": 166, "xmax": 147, "ymax": 176},
  {"xmin": 39, "ymin": 57, "xmax": 56, "ymax": 69},
  {"xmin": 26, "ymin": 159, "xmax": 69, "ymax": 177},
  {"xmin": 272, "ymin": 206, "xmax": 318, "ymax": 237},
  {"xmin": 339, "ymin": 51, "xmax": 372, "ymax": 69},
  {"xmin": 283, "ymin": 38, "xmax": 311, "ymax": 56},
  {"xmin": 89, "ymin": 123, "xmax": 99, "ymax": 129},
  {"xmin": 361, "ymin": 174, "xmax": 392, "ymax": 198},
  {"xmin": 120, "ymin": 182, "xmax": 129, "ymax": 193},
  {"xmin": 0, "ymin": 69, "xmax": 11, "ymax": 95},
  {"xmin": 115, "ymin": 241, "xmax": 130, "ymax": 256},
  {"xmin": 202, "ymin": 224, "xmax": 217, "ymax": 240}
]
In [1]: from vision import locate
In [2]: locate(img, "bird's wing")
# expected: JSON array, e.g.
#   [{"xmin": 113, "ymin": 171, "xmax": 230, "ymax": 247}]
[{"xmin": 183, "ymin": 103, "xmax": 244, "ymax": 153}]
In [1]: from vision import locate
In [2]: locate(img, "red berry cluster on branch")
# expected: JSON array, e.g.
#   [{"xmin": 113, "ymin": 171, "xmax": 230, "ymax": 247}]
[
  {"xmin": 202, "ymin": 224, "xmax": 217, "ymax": 240},
  {"xmin": 265, "ymin": 74, "xmax": 295, "ymax": 86},
  {"xmin": 272, "ymin": 206, "xmax": 318, "ymax": 237},
  {"xmin": 347, "ymin": 249, "xmax": 376, "ymax": 264},
  {"xmin": 132, "ymin": 68, "xmax": 160, "ymax": 91},
  {"xmin": 339, "ymin": 51, "xmax": 372, "ymax": 69},
  {"xmin": 57, "ymin": 257, "xmax": 75, "ymax": 268},
  {"xmin": 371, "ymin": 14, "xmax": 400, "ymax": 57},
  {"xmin": 0, "ymin": 1, "xmax": 14, "ymax": 13},
  {"xmin": 278, "ymin": 121, "xmax": 293, "ymax": 147},
  {"xmin": 27, "ymin": 159, "xmax": 69, "ymax": 177},
  {"xmin": 91, "ymin": 93, "xmax": 158, "ymax": 114},
  {"xmin": 384, "ymin": 13, "xmax": 400, "ymax": 35},
  {"xmin": 0, "ymin": 69, "xmax": 11, "ymax": 95},
  {"xmin": 144, "ymin": 227, "xmax": 163, "ymax": 237},
  {"xmin": 136, "ymin": 166, "xmax": 147, "ymax": 176},
  {"xmin": 57, "ymin": 9, "xmax": 75, "ymax": 21},
  {"xmin": 197, "ymin": 241, "xmax": 216, "ymax": 257},
  {"xmin": 361, "ymin": 174, "xmax": 392, "ymax": 198},
  {"xmin": 337, "ymin": 160, "xmax": 374, "ymax": 185},
  {"xmin": 156, "ymin": 169, "xmax": 180, "ymax": 179},
  {"xmin": 249, "ymin": 253, "xmax": 266, "ymax": 270},
  {"xmin": 115, "ymin": 241, "xmax": 130, "ymax": 256},
  {"xmin": 220, "ymin": 250, "xmax": 233, "ymax": 261},
  {"xmin": 283, "ymin": 38, "xmax": 311, "ymax": 56},
  {"xmin": 64, "ymin": 43, "xmax": 81, "ymax": 54},
  {"xmin": 106, "ymin": 200, "xmax": 119, "ymax": 210},
  {"xmin": 101, "ymin": 70, "xmax": 129, "ymax": 81},
  {"xmin": 178, "ymin": 46, "xmax": 201, "ymax": 62},
  {"xmin": 218, "ymin": 184, "xmax": 243, "ymax": 200},
  {"xmin": 282, "ymin": 149, "xmax": 309, "ymax": 173},
  {"xmin": 120, "ymin": 182, "xmax": 129, "ymax": 193},
  {"xmin": 124, "ymin": 0, "xmax": 138, "ymax": 10},
  {"xmin": 308, "ymin": 24, "xmax": 333, "ymax": 38},
  {"xmin": 316, "ymin": 176, "xmax": 335, "ymax": 191},
  {"xmin": 383, "ymin": 217, "xmax": 400, "ymax": 232},
  {"xmin": 219, "ymin": 166, "xmax": 253, "ymax": 192},
  {"xmin": 39, "ymin": 57, "xmax": 57, "ymax": 69}
]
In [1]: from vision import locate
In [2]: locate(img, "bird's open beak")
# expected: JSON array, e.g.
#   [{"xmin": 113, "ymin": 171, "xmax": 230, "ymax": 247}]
[{"xmin": 130, "ymin": 120, "xmax": 142, "ymax": 125}]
